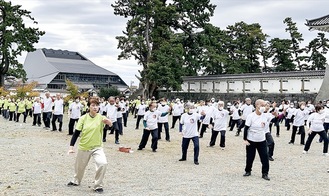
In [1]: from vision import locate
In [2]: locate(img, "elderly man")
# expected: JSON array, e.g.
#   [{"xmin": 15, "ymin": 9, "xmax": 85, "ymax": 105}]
[
  {"xmin": 243, "ymin": 99, "xmax": 270, "ymax": 181},
  {"xmin": 52, "ymin": 93, "xmax": 64, "ymax": 131},
  {"xmin": 43, "ymin": 91, "xmax": 53, "ymax": 129}
]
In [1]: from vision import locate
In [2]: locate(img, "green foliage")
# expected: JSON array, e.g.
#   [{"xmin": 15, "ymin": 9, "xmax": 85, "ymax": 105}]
[
  {"xmin": 269, "ymin": 38, "xmax": 295, "ymax": 71},
  {"xmin": 0, "ymin": 1, "xmax": 45, "ymax": 86},
  {"xmin": 112, "ymin": 0, "xmax": 216, "ymax": 97},
  {"xmin": 65, "ymin": 79, "xmax": 79, "ymax": 98},
  {"xmin": 15, "ymin": 81, "xmax": 38, "ymax": 99},
  {"xmin": 305, "ymin": 33, "xmax": 329, "ymax": 70},
  {"xmin": 98, "ymin": 87, "xmax": 120, "ymax": 99}
]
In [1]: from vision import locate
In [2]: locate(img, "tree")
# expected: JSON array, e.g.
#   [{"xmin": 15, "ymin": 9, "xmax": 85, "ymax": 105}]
[
  {"xmin": 98, "ymin": 87, "xmax": 120, "ymax": 99},
  {"xmin": 112, "ymin": 0, "xmax": 216, "ymax": 98},
  {"xmin": 283, "ymin": 17, "xmax": 304, "ymax": 70},
  {"xmin": 0, "ymin": 1, "xmax": 45, "ymax": 86},
  {"xmin": 305, "ymin": 33, "xmax": 329, "ymax": 70},
  {"xmin": 65, "ymin": 79, "xmax": 79, "ymax": 98},
  {"xmin": 15, "ymin": 81, "xmax": 38, "ymax": 99},
  {"xmin": 268, "ymin": 38, "xmax": 295, "ymax": 71}
]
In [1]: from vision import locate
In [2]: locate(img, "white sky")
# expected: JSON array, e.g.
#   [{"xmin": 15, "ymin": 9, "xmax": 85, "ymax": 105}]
[{"xmin": 9, "ymin": 0, "xmax": 329, "ymax": 86}]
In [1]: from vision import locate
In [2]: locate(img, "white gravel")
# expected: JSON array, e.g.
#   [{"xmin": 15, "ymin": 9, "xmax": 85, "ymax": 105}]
[{"xmin": 1, "ymin": 114, "xmax": 328, "ymax": 196}]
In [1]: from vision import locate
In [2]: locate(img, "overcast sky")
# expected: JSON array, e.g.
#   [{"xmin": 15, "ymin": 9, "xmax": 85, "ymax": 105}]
[{"xmin": 10, "ymin": 0, "xmax": 329, "ymax": 86}]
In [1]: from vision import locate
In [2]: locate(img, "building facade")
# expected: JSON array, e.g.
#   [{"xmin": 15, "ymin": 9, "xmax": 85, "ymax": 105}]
[{"xmin": 23, "ymin": 48, "xmax": 128, "ymax": 93}]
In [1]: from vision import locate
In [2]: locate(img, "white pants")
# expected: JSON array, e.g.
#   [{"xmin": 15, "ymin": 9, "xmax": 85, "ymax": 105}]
[{"xmin": 72, "ymin": 148, "xmax": 107, "ymax": 189}]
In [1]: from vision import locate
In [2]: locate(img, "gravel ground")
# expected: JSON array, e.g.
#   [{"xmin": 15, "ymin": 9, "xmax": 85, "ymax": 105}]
[{"xmin": 1, "ymin": 114, "xmax": 329, "ymax": 196}]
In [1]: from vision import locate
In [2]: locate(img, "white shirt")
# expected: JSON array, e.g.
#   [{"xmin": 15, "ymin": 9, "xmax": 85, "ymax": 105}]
[
  {"xmin": 116, "ymin": 103, "xmax": 123, "ymax": 118},
  {"xmin": 325, "ymin": 107, "xmax": 329, "ymax": 123},
  {"xmin": 172, "ymin": 103, "xmax": 184, "ymax": 116},
  {"xmin": 105, "ymin": 104, "xmax": 117, "ymax": 122},
  {"xmin": 99, "ymin": 102, "xmax": 107, "ymax": 114},
  {"xmin": 286, "ymin": 107, "xmax": 295, "ymax": 119},
  {"xmin": 43, "ymin": 97, "xmax": 53, "ymax": 112},
  {"xmin": 212, "ymin": 109, "xmax": 230, "ymax": 131},
  {"xmin": 292, "ymin": 109, "xmax": 308, "ymax": 126},
  {"xmin": 200, "ymin": 106, "xmax": 214, "ymax": 124},
  {"xmin": 307, "ymin": 112, "xmax": 327, "ymax": 132},
  {"xmin": 245, "ymin": 112, "xmax": 268, "ymax": 142},
  {"xmin": 240, "ymin": 104, "xmax": 254, "ymax": 120},
  {"xmin": 231, "ymin": 106, "xmax": 240, "ymax": 120},
  {"xmin": 263, "ymin": 112, "xmax": 275, "ymax": 133},
  {"xmin": 144, "ymin": 110, "xmax": 162, "ymax": 130},
  {"xmin": 157, "ymin": 104, "xmax": 170, "ymax": 123},
  {"xmin": 33, "ymin": 102, "xmax": 42, "ymax": 114},
  {"xmin": 137, "ymin": 104, "xmax": 147, "ymax": 116},
  {"xmin": 180, "ymin": 113, "xmax": 200, "ymax": 138},
  {"xmin": 53, "ymin": 99, "xmax": 64, "ymax": 115},
  {"xmin": 69, "ymin": 102, "xmax": 82, "ymax": 119}
]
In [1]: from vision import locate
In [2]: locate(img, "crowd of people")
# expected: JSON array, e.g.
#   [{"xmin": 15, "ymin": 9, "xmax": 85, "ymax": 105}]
[{"xmin": 1, "ymin": 92, "xmax": 329, "ymax": 193}]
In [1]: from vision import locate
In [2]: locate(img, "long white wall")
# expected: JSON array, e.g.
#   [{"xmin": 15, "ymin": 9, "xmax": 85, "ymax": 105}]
[{"xmin": 181, "ymin": 77, "xmax": 323, "ymax": 94}]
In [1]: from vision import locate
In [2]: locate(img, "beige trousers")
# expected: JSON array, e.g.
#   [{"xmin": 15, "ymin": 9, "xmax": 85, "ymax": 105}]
[{"xmin": 72, "ymin": 148, "xmax": 107, "ymax": 189}]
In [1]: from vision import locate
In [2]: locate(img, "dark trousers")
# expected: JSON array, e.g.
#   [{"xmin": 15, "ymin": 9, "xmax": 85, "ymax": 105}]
[
  {"xmin": 135, "ymin": 115, "xmax": 144, "ymax": 129},
  {"xmin": 181, "ymin": 136, "xmax": 199, "ymax": 162},
  {"xmin": 52, "ymin": 114, "xmax": 63, "ymax": 131},
  {"xmin": 138, "ymin": 128, "xmax": 158, "ymax": 150},
  {"xmin": 197, "ymin": 120, "xmax": 201, "ymax": 132},
  {"xmin": 26, "ymin": 109, "xmax": 32, "ymax": 117},
  {"xmin": 269, "ymin": 118, "xmax": 280, "ymax": 136},
  {"xmin": 266, "ymin": 132, "xmax": 275, "ymax": 157},
  {"xmin": 33, "ymin": 113, "xmax": 41, "ymax": 126},
  {"xmin": 230, "ymin": 119, "xmax": 241, "ymax": 131},
  {"xmin": 9, "ymin": 111, "xmax": 15, "ymax": 121},
  {"xmin": 68, "ymin": 118, "xmax": 79, "ymax": 135},
  {"xmin": 290, "ymin": 125, "xmax": 305, "ymax": 144},
  {"xmin": 117, "ymin": 117, "xmax": 123, "ymax": 135},
  {"xmin": 171, "ymin": 115, "xmax": 181, "ymax": 128},
  {"xmin": 158, "ymin": 122, "xmax": 170, "ymax": 141},
  {"xmin": 209, "ymin": 130, "xmax": 226, "ymax": 147},
  {"xmin": 285, "ymin": 118, "xmax": 291, "ymax": 131},
  {"xmin": 237, "ymin": 120, "xmax": 246, "ymax": 133},
  {"xmin": 3, "ymin": 109, "xmax": 9, "ymax": 119},
  {"xmin": 104, "ymin": 122, "xmax": 119, "ymax": 141},
  {"xmin": 122, "ymin": 112, "xmax": 128, "ymax": 127},
  {"xmin": 199, "ymin": 124, "xmax": 208, "ymax": 138},
  {"xmin": 16, "ymin": 112, "xmax": 26, "ymax": 122},
  {"xmin": 245, "ymin": 140, "xmax": 269, "ymax": 175},
  {"xmin": 304, "ymin": 131, "xmax": 329, "ymax": 153},
  {"xmin": 228, "ymin": 116, "xmax": 233, "ymax": 127},
  {"xmin": 319, "ymin": 123, "xmax": 329, "ymax": 142},
  {"xmin": 42, "ymin": 112, "xmax": 52, "ymax": 128}
]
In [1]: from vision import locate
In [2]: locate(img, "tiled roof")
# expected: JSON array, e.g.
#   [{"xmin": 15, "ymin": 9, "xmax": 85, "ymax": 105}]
[
  {"xmin": 183, "ymin": 70, "xmax": 325, "ymax": 81},
  {"xmin": 306, "ymin": 14, "xmax": 329, "ymax": 32}
]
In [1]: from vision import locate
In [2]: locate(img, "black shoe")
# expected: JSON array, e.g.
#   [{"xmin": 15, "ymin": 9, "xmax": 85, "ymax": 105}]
[
  {"xmin": 288, "ymin": 141, "xmax": 294, "ymax": 145},
  {"xmin": 166, "ymin": 139, "xmax": 170, "ymax": 142},
  {"xmin": 115, "ymin": 140, "xmax": 120, "ymax": 144},
  {"xmin": 179, "ymin": 158, "xmax": 186, "ymax": 161},
  {"xmin": 243, "ymin": 172, "xmax": 251, "ymax": 176},
  {"xmin": 297, "ymin": 132, "xmax": 301, "ymax": 135},
  {"xmin": 269, "ymin": 157, "xmax": 274, "ymax": 161},
  {"xmin": 103, "ymin": 139, "xmax": 106, "ymax": 142},
  {"xmin": 152, "ymin": 149, "xmax": 157, "ymax": 152},
  {"xmin": 199, "ymin": 136, "xmax": 203, "ymax": 138},
  {"xmin": 67, "ymin": 182, "xmax": 78, "ymax": 186},
  {"xmin": 194, "ymin": 161, "xmax": 199, "ymax": 165},
  {"xmin": 235, "ymin": 132, "xmax": 240, "ymax": 136},
  {"xmin": 59, "ymin": 129, "xmax": 62, "ymax": 132},
  {"xmin": 67, "ymin": 133, "xmax": 73, "ymax": 135},
  {"xmin": 94, "ymin": 188, "xmax": 104, "ymax": 193},
  {"xmin": 137, "ymin": 147, "xmax": 143, "ymax": 150},
  {"xmin": 276, "ymin": 134, "xmax": 279, "ymax": 137},
  {"xmin": 262, "ymin": 174, "xmax": 270, "ymax": 181}
]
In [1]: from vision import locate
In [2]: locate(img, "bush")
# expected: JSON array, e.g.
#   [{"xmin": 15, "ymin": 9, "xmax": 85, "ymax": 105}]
[{"xmin": 98, "ymin": 87, "xmax": 120, "ymax": 99}]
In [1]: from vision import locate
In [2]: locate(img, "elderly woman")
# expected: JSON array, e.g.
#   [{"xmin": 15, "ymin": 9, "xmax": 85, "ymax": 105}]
[
  {"xmin": 67, "ymin": 97, "xmax": 112, "ymax": 193},
  {"xmin": 303, "ymin": 105, "xmax": 329, "ymax": 155},
  {"xmin": 179, "ymin": 104, "xmax": 205, "ymax": 165}
]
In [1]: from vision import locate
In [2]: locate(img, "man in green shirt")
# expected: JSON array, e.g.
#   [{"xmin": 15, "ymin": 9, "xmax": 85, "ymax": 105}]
[
  {"xmin": 67, "ymin": 97, "xmax": 112, "ymax": 194},
  {"xmin": 8, "ymin": 99, "xmax": 16, "ymax": 121},
  {"xmin": 2, "ymin": 95, "xmax": 10, "ymax": 119}
]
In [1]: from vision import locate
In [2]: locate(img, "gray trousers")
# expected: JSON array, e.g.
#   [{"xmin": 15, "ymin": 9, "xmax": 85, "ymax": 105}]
[{"xmin": 71, "ymin": 148, "xmax": 107, "ymax": 190}]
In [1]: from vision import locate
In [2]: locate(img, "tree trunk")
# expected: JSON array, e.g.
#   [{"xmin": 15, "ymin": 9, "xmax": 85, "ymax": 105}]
[{"xmin": 0, "ymin": 73, "xmax": 4, "ymax": 87}]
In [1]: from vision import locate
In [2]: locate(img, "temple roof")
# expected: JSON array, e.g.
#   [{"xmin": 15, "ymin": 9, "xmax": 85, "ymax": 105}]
[{"xmin": 306, "ymin": 14, "xmax": 329, "ymax": 32}]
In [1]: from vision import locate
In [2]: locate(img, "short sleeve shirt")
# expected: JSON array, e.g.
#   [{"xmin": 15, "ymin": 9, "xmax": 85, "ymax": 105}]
[{"xmin": 76, "ymin": 113, "xmax": 106, "ymax": 151}]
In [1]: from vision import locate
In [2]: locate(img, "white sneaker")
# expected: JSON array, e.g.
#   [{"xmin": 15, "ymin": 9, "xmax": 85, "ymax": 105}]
[
  {"xmin": 302, "ymin": 150, "xmax": 308, "ymax": 154},
  {"xmin": 323, "ymin": 153, "xmax": 329, "ymax": 156}
]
